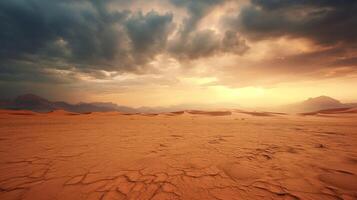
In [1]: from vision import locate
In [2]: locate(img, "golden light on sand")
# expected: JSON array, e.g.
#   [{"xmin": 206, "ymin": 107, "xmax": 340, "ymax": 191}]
[{"xmin": 1, "ymin": 109, "xmax": 357, "ymax": 199}]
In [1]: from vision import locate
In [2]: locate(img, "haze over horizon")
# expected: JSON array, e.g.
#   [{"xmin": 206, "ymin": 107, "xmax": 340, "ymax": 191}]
[
  {"xmin": 2, "ymin": 93, "xmax": 357, "ymax": 112},
  {"xmin": 1, "ymin": 0, "xmax": 357, "ymax": 107}
]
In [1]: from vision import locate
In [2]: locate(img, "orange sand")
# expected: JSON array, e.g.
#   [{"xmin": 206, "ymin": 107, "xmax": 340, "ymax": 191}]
[{"xmin": 0, "ymin": 110, "xmax": 356, "ymax": 199}]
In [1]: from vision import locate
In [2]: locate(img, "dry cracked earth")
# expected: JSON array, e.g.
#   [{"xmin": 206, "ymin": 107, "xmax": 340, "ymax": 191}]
[{"xmin": 0, "ymin": 110, "xmax": 357, "ymax": 200}]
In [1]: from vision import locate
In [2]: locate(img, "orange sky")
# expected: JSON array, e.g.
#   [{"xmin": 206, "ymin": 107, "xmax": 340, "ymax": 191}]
[{"xmin": 1, "ymin": 0, "xmax": 356, "ymax": 108}]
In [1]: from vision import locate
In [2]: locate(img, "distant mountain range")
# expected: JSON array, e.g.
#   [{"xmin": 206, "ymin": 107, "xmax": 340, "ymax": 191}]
[
  {"xmin": 0, "ymin": 94, "xmax": 137, "ymax": 113},
  {"xmin": 0, "ymin": 94, "xmax": 356, "ymax": 114},
  {"xmin": 0, "ymin": 94, "xmax": 241, "ymax": 114}
]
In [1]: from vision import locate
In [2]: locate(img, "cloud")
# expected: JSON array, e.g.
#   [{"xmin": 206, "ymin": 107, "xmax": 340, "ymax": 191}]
[
  {"xmin": 0, "ymin": 0, "xmax": 177, "ymax": 81},
  {"xmin": 209, "ymin": 0, "xmax": 357, "ymax": 88},
  {"xmin": 166, "ymin": 0, "xmax": 250, "ymax": 60},
  {"xmin": 0, "ymin": 0, "xmax": 128, "ymax": 66},
  {"xmin": 226, "ymin": 0, "xmax": 357, "ymax": 46},
  {"xmin": 170, "ymin": 0, "xmax": 225, "ymax": 36},
  {"xmin": 206, "ymin": 46, "xmax": 357, "ymax": 88},
  {"xmin": 221, "ymin": 30, "xmax": 249, "ymax": 55},
  {"xmin": 125, "ymin": 11, "xmax": 174, "ymax": 67},
  {"xmin": 332, "ymin": 56, "xmax": 357, "ymax": 67},
  {"xmin": 169, "ymin": 29, "xmax": 249, "ymax": 60},
  {"xmin": 0, "ymin": 59, "xmax": 81, "ymax": 84},
  {"xmin": 1, "ymin": 0, "xmax": 356, "ymax": 102},
  {"xmin": 169, "ymin": 29, "xmax": 221, "ymax": 60},
  {"xmin": 0, "ymin": 0, "xmax": 250, "ymax": 83}
]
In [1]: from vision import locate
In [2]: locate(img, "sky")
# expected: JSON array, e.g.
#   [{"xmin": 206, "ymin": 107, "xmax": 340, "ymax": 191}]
[{"xmin": 1, "ymin": 0, "xmax": 357, "ymax": 108}]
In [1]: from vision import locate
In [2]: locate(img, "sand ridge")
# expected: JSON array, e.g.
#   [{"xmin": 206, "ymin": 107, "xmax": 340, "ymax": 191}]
[
  {"xmin": 301, "ymin": 107, "xmax": 357, "ymax": 116},
  {"xmin": 0, "ymin": 110, "xmax": 356, "ymax": 199}
]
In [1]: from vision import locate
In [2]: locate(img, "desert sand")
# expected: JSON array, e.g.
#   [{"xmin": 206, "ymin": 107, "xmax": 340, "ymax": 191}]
[{"xmin": 0, "ymin": 110, "xmax": 357, "ymax": 200}]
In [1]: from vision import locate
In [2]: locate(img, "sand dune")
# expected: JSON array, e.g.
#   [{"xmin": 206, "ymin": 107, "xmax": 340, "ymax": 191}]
[
  {"xmin": 0, "ymin": 110, "xmax": 356, "ymax": 200},
  {"xmin": 164, "ymin": 111, "xmax": 185, "ymax": 116},
  {"xmin": 186, "ymin": 110, "xmax": 232, "ymax": 116},
  {"xmin": 141, "ymin": 113, "xmax": 160, "ymax": 117},
  {"xmin": 46, "ymin": 110, "xmax": 82, "ymax": 116},
  {"xmin": 301, "ymin": 107, "xmax": 357, "ymax": 116},
  {"xmin": 235, "ymin": 110, "xmax": 287, "ymax": 117}
]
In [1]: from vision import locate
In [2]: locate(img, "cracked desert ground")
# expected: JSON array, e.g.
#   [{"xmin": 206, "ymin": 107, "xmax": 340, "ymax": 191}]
[{"xmin": 0, "ymin": 110, "xmax": 357, "ymax": 200}]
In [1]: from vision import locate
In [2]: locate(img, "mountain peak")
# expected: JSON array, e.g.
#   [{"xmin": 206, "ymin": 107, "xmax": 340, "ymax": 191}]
[
  {"xmin": 15, "ymin": 94, "xmax": 48, "ymax": 102},
  {"xmin": 11, "ymin": 94, "xmax": 53, "ymax": 112},
  {"xmin": 296, "ymin": 95, "xmax": 344, "ymax": 112},
  {"xmin": 0, "ymin": 94, "xmax": 138, "ymax": 113},
  {"xmin": 277, "ymin": 95, "xmax": 347, "ymax": 113},
  {"xmin": 305, "ymin": 96, "xmax": 341, "ymax": 104}
]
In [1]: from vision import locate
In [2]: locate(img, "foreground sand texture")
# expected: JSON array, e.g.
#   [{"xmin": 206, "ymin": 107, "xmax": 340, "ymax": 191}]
[{"xmin": 0, "ymin": 110, "xmax": 357, "ymax": 200}]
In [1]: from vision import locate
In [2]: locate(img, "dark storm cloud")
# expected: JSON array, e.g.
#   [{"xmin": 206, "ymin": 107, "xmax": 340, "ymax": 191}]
[
  {"xmin": 228, "ymin": 0, "xmax": 357, "ymax": 46},
  {"xmin": 0, "ymin": 0, "xmax": 250, "ymax": 86},
  {"xmin": 170, "ymin": 0, "xmax": 225, "ymax": 36},
  {"xmin": 125, "ymin": 11, "xmax": 174, "ymax": 66},
  {"xmin": 0, "ymin": 0, "xmax": 176, "ymax": 83},
  {"xmin": 0, "ymin": 0, "xmax": 128, "ymax": 66},
  {"xmin": 169, "ymin": 29, "xmax": 221, "ymax": 59},
  {"xmin": 166, "ymin": 0, "xmax": 249, "ymax": 60},
  {"xmin": 215, "ymin": 0, "xmax": 357, "ymax": 83},
  {"xmin": 169, "ymin": 29, "xmax": 249, "ymax": 60},
  {"xmin": 221, "ymin": 30, "xmax": 249, "ymax": 55},
  {"xmin": 167, "ymin": 0, "xmax": 250, "ymax": 60}
]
